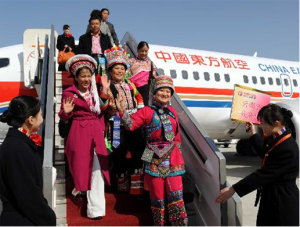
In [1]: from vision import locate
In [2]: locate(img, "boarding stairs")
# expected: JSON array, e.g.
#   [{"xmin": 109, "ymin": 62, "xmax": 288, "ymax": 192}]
[{"xmin": 24, "ymin": 26, "xmax": 242, "ymax": 226}]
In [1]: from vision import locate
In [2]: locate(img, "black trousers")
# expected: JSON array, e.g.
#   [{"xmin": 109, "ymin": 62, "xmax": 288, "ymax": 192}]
[
  {"xmin": 112, "ymin": 126, "xmax": 146, "ymax": 176},
  {"xmin": 137, "ymin": 84, "xmax": 149, "ymax": 106}
]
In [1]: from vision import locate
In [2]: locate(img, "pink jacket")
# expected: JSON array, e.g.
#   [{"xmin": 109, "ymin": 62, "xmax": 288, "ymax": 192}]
[{"xmin": 59, "ymin": 85, "xmax": 110, "ymax": 190}]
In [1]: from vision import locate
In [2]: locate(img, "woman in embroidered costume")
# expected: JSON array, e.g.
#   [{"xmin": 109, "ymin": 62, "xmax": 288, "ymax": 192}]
[
  {"xmin": 100, "ymin": 46, "xmax": 145, "ymax": 194},
  {"xmin": 128, "ymin": 41, "xmax": 156, "ymax": 106},
  {"xmin": 216, "ymin": 104, "xmax": 299, "ymax": 226},
  {"xmin": 58, "ymin": 55, "xmax": 110, "ymax": 219},
  {"xmin": 0, "ymin": 96, "xmax": 56, "ymax": 226},
  {"xmin": 115, "ymin": 75, "xmax": 188, "ymax": 226}
]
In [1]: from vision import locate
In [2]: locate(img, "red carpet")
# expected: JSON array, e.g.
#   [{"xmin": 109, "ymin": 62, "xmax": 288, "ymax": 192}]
[{"xmin": 66, "ymin": 176, "xmax": 153, "ymax": 226}]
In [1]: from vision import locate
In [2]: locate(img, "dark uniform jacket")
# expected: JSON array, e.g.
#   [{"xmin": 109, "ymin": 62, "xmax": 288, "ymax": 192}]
[
  {"xmin": 56, "ymin": 34, "xmax": 76, "ymax": 52},
  {"xmin": 0, "ymin": 128, "xmax": 56, "ymax": 226},
  {"xmin": 76, "ymin": 32, "xmax": 112, "ymax": 56},
  {"xmin": 233, "ymin": 128, "xmax": 299, "ymax": 226}
]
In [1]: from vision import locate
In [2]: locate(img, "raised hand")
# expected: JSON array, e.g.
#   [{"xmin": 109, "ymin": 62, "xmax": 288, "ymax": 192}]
[
  {"xmin": 102, "ymin": 74, "xmax": 111, "ymax": 90},
  {"xmin": 63, "ymin": 97, "xmax": 75, "ymax": 114},
  {"xmin": 115, "ymin": 94, "xmax": 125, "ymax": 113}
]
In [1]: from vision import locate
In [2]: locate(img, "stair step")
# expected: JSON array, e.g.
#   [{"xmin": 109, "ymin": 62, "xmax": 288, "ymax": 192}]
[
  {"xmin": 56, "ymin": 87, "xmax": 63, "ymax": 95},
  {"xmin": 55, "ymin": 135, "xmax": 65, "ymax": 148},
  {"xmin": 55, "ymin": 164, "xmax": 66, "ymax": 180},
  {"xmin": 54, "ymin": 151, "xmax": 65, "ymax": 162},
  {"xmin": 54, "ymin": 72, "xmax": 67, "ymax": 226},
  {"xmin": 56, "ymin": 196, "xmax": 67, "ymax": 205},
  {"xmin": 56, "ymin": 72, "xmax": 62, "ymax": 79}
]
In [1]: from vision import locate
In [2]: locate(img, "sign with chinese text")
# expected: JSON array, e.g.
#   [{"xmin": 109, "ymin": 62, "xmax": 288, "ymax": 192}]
[{"xmin": 231, "ymin": 84, "xmax": 271, "ymax": 124}]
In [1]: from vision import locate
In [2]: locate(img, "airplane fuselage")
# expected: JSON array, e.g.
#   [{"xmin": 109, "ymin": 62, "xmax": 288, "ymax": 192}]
[
  {"xmin": 0, "ymin": 43, "xmax": 299, "ymax": 141},
  {"xmin": 148, "ymin": 44, "xmax": 299, "ymax": 139}
]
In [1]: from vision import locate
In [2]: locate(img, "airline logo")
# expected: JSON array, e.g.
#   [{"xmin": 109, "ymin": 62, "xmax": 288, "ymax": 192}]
[
  {"xmin": 238, "ymin": 91, "xmax": 257, "ymax": 100},
  {"xmin": 258, "ymin": 64, "xmax": 300, "ymax": 74},
  {"xmin": 154, "ymin": 50, "xmax": 251, "ymax": 70}
]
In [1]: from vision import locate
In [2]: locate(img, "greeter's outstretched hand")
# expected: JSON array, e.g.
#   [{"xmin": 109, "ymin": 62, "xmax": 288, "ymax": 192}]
[{"xmin": 215, "ymin": 186, "xmax": 236, "ymax": 204}]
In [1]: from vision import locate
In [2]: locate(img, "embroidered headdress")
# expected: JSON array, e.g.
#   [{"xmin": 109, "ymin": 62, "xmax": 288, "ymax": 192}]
[
  {"xmin": 66, "ymin": 54, "xmax": 97, "ymax": 75},
  {"xmin": 104, "ymin": 45, "xmax": 130, "ymax": 70},
  {"xmin": 153, "ymin": 75, "xmax": 175, "ymax": 95},
  {"xmin": 65, "ymin": 54, "xmax": 101, "ymax": 114}
]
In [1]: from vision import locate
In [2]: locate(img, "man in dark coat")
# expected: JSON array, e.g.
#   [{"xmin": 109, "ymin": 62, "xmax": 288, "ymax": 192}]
[
  {"xmin": 100, "ymin": 8, "xmax": 119, "ymax": 46},
  {"xmin": 0, "ymin": 128, "xmax": 57, "ymax": 226},
  {"xmin": 77, "ymin": 16, "xmax": 112, "ymax": 64}
]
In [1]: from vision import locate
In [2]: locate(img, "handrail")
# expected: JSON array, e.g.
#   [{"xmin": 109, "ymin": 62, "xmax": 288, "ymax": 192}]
[
  {"xmin": 38, "ymin": 35, "xmax": 49, "ymax": 136},
  {"xmin": 43, "ymin": 25, "xmax": 55, "ymax": 168},
  {"xmin": 40, "ymin": 25, "xmax": 56, "ymax": 208}
]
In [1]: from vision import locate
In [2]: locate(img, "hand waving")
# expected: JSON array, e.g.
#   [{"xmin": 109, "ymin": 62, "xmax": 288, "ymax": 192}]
[
  {"xmin": 102, "ymin": 74, "xmax": 111, "ymax": 90},
  {"xmin": 63, "ymin": 97, "xmax": 75, "ymax": 114}
]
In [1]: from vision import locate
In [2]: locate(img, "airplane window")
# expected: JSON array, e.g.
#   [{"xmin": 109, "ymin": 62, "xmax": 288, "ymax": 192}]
[
  {"xmin": 252, "ymin": 76, "xmax": 257, "ymax": 84},
  {"xmin": 214, "ymin": 73, "xmax": 220, "ymax": 82},
  {"xmin": 284, "ymin": 78, "xmax": 289, "ymax": 86},
  {"xmin": 276, "ymin": 78, "xmax": 281, "ymax": 86},
  {"xmin": 204, "ymin": 72, "xmax": 210, "ymax": 81},
  {"xmin": 224, "ymin": 74, "xmax": 230, "ymax": 82},
  {"xmin": 268, "ymin": 77, "xmax": 273, "ymax": 85},
  {"xmin": 260, "ymin": 77, "xmax": 265, "ymax": 85},
  {"xmin": 293, "ymin": 79, "xmax": 298, "ymax": 87},
  {"xmin": 193, "ymin": 71, "xmax": 199, "ymax": 80},
  {"xmin": 157, "ymin": 68, "xmax": 165, "ymax": 76},
  {"xmin": 182, "ymin": 70, "xmax": 188, "ymax": 80},
  {"xmin": 170, "ymin": 69, "xmax": 177, "ymax": 79},
  {"xmin": 0, "ymin": 58, "xmax": 9, "ymax": 68},
  {"xmin": 243, "ymin": 75, "xmax": 249, "ymax": 83}
]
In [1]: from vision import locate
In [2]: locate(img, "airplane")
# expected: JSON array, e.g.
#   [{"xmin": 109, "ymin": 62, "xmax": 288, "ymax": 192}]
[
  {"xmin": 147, "ymin": 44, "xmax": 299, "ymax": 150},
  {"xmin": 1, "ymin": 33, "xmax": 299, "ymax": 153},
  {"xmin": 0, "ymin": 44, "xmax": 38, "ymax": 135}
]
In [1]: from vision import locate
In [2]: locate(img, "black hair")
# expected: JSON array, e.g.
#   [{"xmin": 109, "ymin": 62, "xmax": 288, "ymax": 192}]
[
  {"xmin": 0, "ymin": 96, "xmax": 41, "ymax": 128},
  {"xmin": 100, "ymin": 8, "xmax": 110, "ymax": 15},
  {"xmin": 73, "ymin": 66, "xmax": 93, "ymax": 86},
  {"xmin": 257, "ymin": 103, "xmax": 293, "ymax": 126},
  {"xmin": 63, "ymin": 25, "xmax": 70, "ymax": 30},
  {"xmin": 137, "ymin": 41, "xmax": 149, "ymax": 50},
  {"xmin": 90, "ymin": 9, "xmax": 102, "ymax": 18},
  {"xmin": 108, "ymin": 63, "xmax": 127, "ymax": 73},
  {"xmin": 89, "ymin": 16, "xmax": 101, "ymax": 24}
]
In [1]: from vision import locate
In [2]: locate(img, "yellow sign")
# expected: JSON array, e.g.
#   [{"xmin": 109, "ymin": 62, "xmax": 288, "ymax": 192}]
[{"xmin": 231, "ymin": 84, "xmax": 271, "ymax": 124}]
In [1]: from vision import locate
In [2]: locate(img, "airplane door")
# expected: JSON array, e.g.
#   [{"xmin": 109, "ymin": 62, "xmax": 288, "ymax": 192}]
[{"xmin": 280, "ymin": 73, "xmax": 293, "ymax": 98}]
